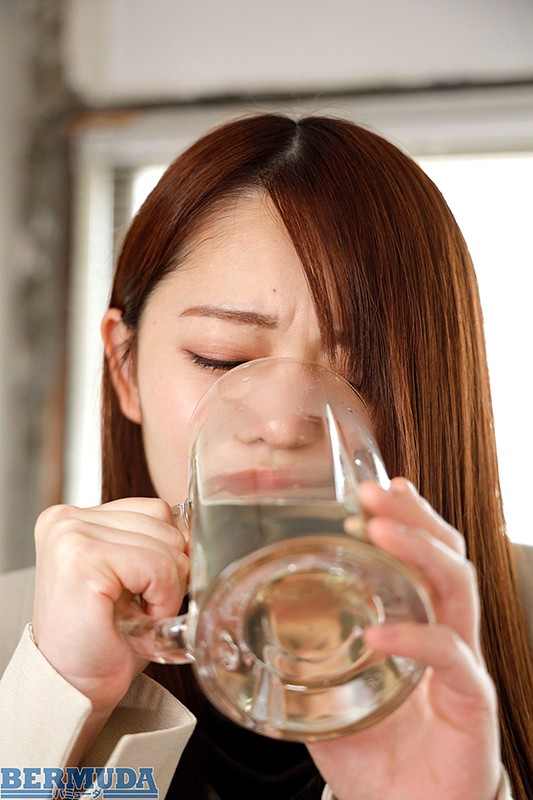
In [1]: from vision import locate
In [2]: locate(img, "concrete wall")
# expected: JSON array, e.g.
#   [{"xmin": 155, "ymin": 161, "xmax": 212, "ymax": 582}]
[
  {"xmin": 0, "ymin": 1, "xmax": 34, "ymax": 570},
  {"xmin": 0, "ymin": 0, "xmax": 75, "ymax": 571}
]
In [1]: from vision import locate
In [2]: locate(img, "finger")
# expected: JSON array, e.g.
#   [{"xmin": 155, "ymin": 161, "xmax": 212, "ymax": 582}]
[
  {"xmin": 38, "ymin": 502, "xmax": 187, "ymax": 552},
  {"xmin": 95, "ymin": 497, "xmax": 183, "ymax": 538},
  {"xmin": 366, "ymin": 516, "xmax": 481, "ymax": 656},
  {"xmin": 97, "ymin": 497, "xmax": 176, "ymax": 522},
  {"xmin": 363, "ymin": 622, "xmax": 497, "ymax": 723},
  {"xmin": 61, "ymin": 520, "xmax": 187, "ymax": 562},
  {"xmin": 78, "ymin": 510, "xmax": 187, "ymax": 551},
  {"xmin": 67, "ymin": 536, "xmax": 189, "ymax": 619},
  {"xmin": 358, "ymin": 480, "xmax": 466, "ymax": 556}
]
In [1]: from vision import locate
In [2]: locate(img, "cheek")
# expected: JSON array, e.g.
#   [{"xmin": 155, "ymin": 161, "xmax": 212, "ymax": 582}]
[{"xmin": 138, "ymin": 373, "xmax": 200, "ymax": 504}]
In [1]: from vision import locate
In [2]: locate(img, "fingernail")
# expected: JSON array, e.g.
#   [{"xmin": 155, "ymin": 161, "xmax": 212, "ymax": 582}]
[
  {"xmin": 367, "ymin": 517, "xmax": 408, "ymax": 537},
  {"xmin": 357, "ymin": 481, "xmax": 384, "ymax": 502},
  {"xmin": 391, "ymin": 477, "xmax": 418, "ymax": 496},
  {"xmin": 344, "ymin": 515, "xmax": 366, "ymax": 538},
  {"xmin": 363, "ymin": 624, "xmax": 398, "ymax": 647}
]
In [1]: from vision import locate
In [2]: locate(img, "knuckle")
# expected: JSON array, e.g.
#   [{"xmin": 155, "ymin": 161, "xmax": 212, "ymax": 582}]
[
  {"xmin": 176, "ymin": 552, "xmax": 190, "ymax": 582},
  {"xmin": 483, "ymin": 672, "xmax": 499, "ymax": 710},
  {"xmin": 36, "ymin": 503, "xmax": 75, "ymax": 527},
  {"xmin": 407, "ymin": 489, "xmax": 439, "ymax": 522},
  {"xmin": 448, "ymin": 526, "xmax": 467, "ymax": 556},
  {"xmin": 168, "ymin": 552, "xmax": 188, "ymax": 589},
  {"xmin": 442, "ymin": 627, "xmax": 467, "ymax": 657},
  {"xmin": 464, "ymin": 558, "xmax": 479, "ymax": 587},
  {"xmin": 144, "ymin": 497, "xmax": 174, "ymax": 521},
  {"xmin": 53, "ymin": 528, "xmax": 93, "ymax": 567},
  {"xmin": 460, "ymin": 556, "xmax": 477, "ymax": 581},
  {"xmin": 143, "ymin": 552, "xmax": 183, "ymax": 603},
  {"xmin": 158, "ymin": 551, "xmax": 180, "ymax": 584},
  {"xmin": 166, "ymin": 526, "xmax": 188, "ymax": 553},
  {"xmin": 418, "ymin": 494, "xmax": 434, "ymax": 515},
  {"xmin": 35, "ymin": 504, "xmax": 77, "ymax": 541},
  {"xmin": 143, "ymin": 547, "xmax": 169, "ymax": 579},
  {"xmin": 447, "ymin": 553, "xmax": 477, "ymax": 594}
]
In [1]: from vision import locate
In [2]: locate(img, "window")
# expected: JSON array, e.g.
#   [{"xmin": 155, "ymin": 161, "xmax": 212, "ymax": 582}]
[
  {"xmin": 418, "ymin": 154, "xmax": 533, "ymax": 545},
  {"xmin": 65, "ymin": 90, "xmax": 533, "ymax": 544}
]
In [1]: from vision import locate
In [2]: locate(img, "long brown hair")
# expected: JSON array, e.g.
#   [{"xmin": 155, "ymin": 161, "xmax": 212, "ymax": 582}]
[{"xmin": 102, "ymin": 114, "xmax": 532, "ymax": 798}]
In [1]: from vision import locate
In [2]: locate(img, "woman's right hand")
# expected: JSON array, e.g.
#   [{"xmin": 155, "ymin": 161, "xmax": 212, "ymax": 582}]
[{"xmin": 32, "ymin": 498, "xmax": 189, "ymax": 716}]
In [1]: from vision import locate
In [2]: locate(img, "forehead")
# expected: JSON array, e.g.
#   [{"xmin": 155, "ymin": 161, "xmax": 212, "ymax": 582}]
[{"xmin": 149, "ymin": 193, "xmax": 313, "ymax": 316}]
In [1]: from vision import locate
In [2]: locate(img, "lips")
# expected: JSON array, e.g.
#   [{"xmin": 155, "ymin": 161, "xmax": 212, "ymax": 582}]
[{"xmin": 207, "ymin": 469, "xmax": 331, "ymax": 497}]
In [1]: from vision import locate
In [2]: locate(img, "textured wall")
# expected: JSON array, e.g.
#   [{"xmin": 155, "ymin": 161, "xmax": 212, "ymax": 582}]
[{"xmin": 0, "ymin": 0, "xmax": 78, "ymax": 572}]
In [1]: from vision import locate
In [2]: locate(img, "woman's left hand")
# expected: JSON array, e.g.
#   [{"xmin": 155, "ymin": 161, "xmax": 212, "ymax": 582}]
[{"xmin": 308, "ymin": 477, "xmax": 501, "ymax": 800}]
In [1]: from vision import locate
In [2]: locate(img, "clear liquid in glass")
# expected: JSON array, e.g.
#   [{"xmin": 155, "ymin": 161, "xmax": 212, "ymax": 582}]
[{"xmin": 190, "ymin": 499, "xmax": 431, "ymax": 741}]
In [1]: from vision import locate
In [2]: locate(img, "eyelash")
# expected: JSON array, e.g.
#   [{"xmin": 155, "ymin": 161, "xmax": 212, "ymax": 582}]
[{"xmin": 189, "ymin": 353, "xmax": 247, "ymax": 372}]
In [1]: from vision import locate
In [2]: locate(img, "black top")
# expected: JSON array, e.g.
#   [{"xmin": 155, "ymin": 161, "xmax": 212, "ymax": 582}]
[{"xmin": 166, "ymin": 699, "xmax": 325, "ymax": 800}]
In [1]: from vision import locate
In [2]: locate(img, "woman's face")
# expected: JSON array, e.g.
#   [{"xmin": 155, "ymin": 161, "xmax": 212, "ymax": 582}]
[{"xmin": 106, "ymin": 193, "xmax": 331, "ymax": 505}]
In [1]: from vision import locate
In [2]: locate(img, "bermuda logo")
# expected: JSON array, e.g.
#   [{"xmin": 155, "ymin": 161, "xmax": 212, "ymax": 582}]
[{"xmin": 0, "ymin": 768, "xmax": 158, "ymax": 799}]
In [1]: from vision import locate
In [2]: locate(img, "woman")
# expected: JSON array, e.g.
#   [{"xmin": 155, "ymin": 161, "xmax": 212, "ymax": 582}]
[{"xmin": 0, "ymin": 114, "xmax": 531, "ymax": 799}]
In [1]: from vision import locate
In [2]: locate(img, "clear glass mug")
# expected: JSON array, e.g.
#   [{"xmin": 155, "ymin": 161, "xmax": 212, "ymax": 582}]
[{"xmin": 118, "ymin": 358, "xmax": 433, "ymax": 741}]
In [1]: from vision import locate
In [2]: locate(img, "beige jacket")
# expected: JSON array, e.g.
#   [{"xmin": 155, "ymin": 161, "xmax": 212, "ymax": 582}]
[{"xmin": 2, "ymin": 545, "xmax": 531, "ymax": 799}]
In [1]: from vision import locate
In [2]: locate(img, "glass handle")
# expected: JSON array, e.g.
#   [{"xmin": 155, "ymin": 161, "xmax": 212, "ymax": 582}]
[
  {"xmin": 114, "ymin": 500, "xmax": 194, "ymax": 664},
  {"xmin": 115, "ymin": 591, "xmax": 193, "ymax": 664},
  {"xmin": 171, "ymin": 500, "xmax": 192, "ymax": 542}
]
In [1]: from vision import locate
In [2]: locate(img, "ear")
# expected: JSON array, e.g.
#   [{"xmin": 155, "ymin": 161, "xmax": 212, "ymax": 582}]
[{"xmin": 101, "ymin": 308, "xmax": 142, "ymax": 424}]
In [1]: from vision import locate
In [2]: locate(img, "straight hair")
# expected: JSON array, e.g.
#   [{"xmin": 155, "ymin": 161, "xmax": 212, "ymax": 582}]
[{"xmin": 102, "ymin": 114, "xmax": 532, "ymax": 799}]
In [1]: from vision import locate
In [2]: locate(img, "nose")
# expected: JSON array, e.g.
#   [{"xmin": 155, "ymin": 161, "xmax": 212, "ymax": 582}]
[{"xmin": 237, "ymin": 414, "xmax": 324, "ymax": 449}]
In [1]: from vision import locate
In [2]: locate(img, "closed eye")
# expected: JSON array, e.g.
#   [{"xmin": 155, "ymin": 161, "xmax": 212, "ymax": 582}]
[{"xmin": 189, "ymin": 352, "xmax": 247, "ymax": 372}]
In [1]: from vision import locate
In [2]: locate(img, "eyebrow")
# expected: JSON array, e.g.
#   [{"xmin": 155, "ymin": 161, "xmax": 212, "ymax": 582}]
[{"xmin": 180, "ymin": 305, "xmax": 279, "ymax": 328}]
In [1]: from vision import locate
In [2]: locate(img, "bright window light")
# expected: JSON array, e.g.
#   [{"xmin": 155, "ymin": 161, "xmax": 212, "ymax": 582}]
[
  {"xmin": 131, "ymin": 166, "xmax": 166, "ymax": 217},
  {"xmin": 419, "ymin": 154, "xmax": 533, "ymax": 545}
]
